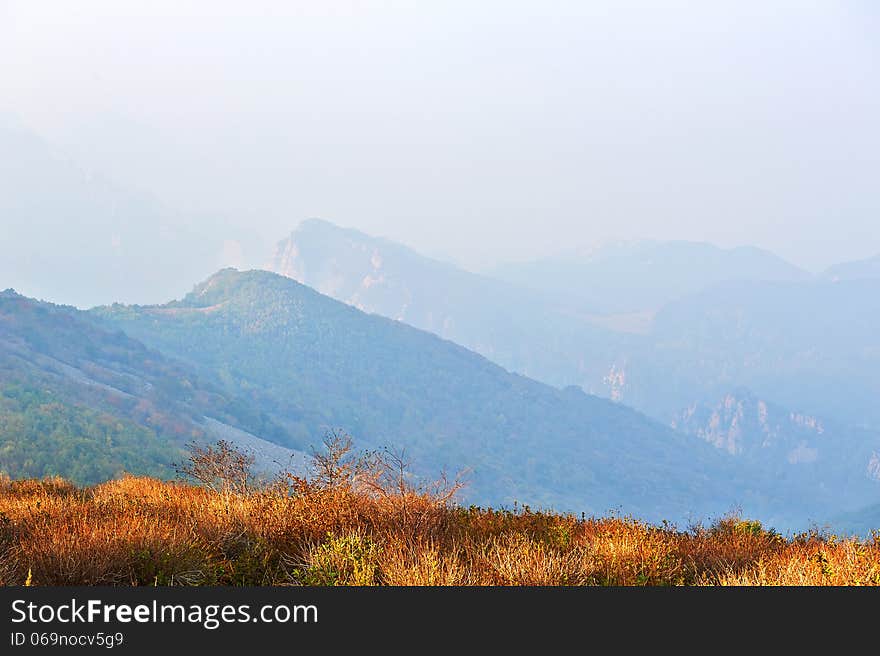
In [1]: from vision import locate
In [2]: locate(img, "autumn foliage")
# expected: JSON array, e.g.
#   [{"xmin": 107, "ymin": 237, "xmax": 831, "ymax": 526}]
[{"xmin": 1, "ymin": 438, "xmax": 879, "ymax": 586}]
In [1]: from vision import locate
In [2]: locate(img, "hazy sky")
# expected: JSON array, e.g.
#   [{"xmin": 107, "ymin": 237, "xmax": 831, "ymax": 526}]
[{"xmin": 2, "ymin": 0, "xmax": 879, "ymax": 272}]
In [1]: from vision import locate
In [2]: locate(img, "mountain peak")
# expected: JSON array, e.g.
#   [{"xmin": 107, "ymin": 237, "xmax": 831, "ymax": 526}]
[
  {"xmin": 267, "ymin": 219, "xmax": 459, "ymax": 308},
  {"xmin": 823, "ymin": 254, "xmax": 880, "ymax": 282},
  {"xmin": 296, "ymin": 217, "xmax": 344, "ymax": 232},
  {"xmin": 290, "ymin": 218, "xmax": 380, "ymax": 244},
  {"xmin": 180, "ymin": 267, "xmax": 303, "ymax": 307}
]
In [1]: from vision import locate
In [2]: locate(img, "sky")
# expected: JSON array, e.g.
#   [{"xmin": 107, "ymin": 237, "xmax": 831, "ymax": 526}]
[{"xmin": 1, "ymin": 0, "xmax": 879, "ymax": 278}]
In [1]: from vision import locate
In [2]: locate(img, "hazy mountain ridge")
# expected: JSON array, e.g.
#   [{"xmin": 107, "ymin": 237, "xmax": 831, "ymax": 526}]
[
  {"xmin": 268, "ymin": 222, "xmax": 880, "ymax": 437},
  {"xmin": 261, "ymin": 222, "xmax": 880, "ymax": 532},
  {"xmin": 645, "ymin": 278, "xmax": 880, "ymax": 427},
  {"xmin": 489, "ymin": 239, "xmax": 810, "ymax": 313},
  {"xmin": 0, "ymin": 119, "xmax": 251, "ymax": 308},
  {"xmin": 822, "ymin": 254, "xmax": 880, "ymax": 281}
]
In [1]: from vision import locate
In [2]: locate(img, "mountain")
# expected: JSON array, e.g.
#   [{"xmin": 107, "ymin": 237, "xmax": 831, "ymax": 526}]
[
  {"xmin": 0, "ymin": 118, "xmax": 248, "ymax": 308},
  {"xmin": 822, "ymin": 254, "xmax": 880, "ymax": 281},
  {"xmin": 4, "ymin": 269, "xmax": 873, "ymax": 528},
  {"xmin": 266, "ymin": 221, "xmax": 880, "ymax": 436},
  {"xmin": 90, "ymin": 268, "xmax": 785, "ymax": 525},
  {"xmin": 267, "ymin": 219, "xmax": 631, "ymax": 393},
  {"xmin": 0, "ymin": 289, "xmax": 299, "ymax": 483},
  {"xmin": 489, "ymin": 240, "xmax": 810, "ymax": 313},
  {"xmin": 672, "ymin": 389, "xmax": 880, "ymax": 511}
]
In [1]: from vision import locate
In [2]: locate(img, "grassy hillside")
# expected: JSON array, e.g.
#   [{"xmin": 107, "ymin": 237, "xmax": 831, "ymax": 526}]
[
  {"xmin": 0, "ymin": 290, "xmax": 293, "ymax": 483},
  {"xmin": 91, "ymin": 268, "xmax": 771, "ymax": 525},
  {"xmin": 0, "ymin": 385, "xmax": 175, "ymax": 484},
  {"xmin": 2, "ymin": 473, "xmax": 878, "ymax": 586}
]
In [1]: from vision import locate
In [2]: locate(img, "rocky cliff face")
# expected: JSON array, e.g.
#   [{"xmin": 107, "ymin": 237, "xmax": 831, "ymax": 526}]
[
  {"xmin": 268, "ymin": 219, "xmax": 441, "ymax": 325},
  {"xmin": 673, "ymin": 392, "xmax": 826, "ymax": 459},
  {"xmin": 672, "ymin": 390, "xmax": 880, "ymax": 508}
]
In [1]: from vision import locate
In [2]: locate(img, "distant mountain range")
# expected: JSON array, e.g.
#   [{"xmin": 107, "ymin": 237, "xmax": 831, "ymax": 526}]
[
  {"xmin": 0, "ymin": 260, "xmax": 877, "ymax": 530},
  {"xmin": 645, "ymin": 277, "xmax": 880, "ymax": 426},
  {"xmin": 822, "ymin": 254, "xmax": 880, "ymax": 281},
  {"xmin": 3, "ymin": 135, "xmax": 879, "ymax": 533},
  {"xmin": 261, "ymin": 221, "xmax": 880, "ymax": 533},
  {"xmin": 1, "ymin": 266, "xmax": 874, "ymax": 529},
  {"xmin": 268, "ymin": 219, "xmax": 629, "ymax": 389},
  {"xmin": 267, "ymin": 220, "xmax": 880, "ymax": 432},
  {"xmin": 489, "ymin": 239, "xmax": 811, "ymax": 313}
]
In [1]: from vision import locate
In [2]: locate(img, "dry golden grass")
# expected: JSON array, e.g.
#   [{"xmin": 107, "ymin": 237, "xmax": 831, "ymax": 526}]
[{"xmin": 1, "ymin": 475, "xmax": 878, "ymax": 586}]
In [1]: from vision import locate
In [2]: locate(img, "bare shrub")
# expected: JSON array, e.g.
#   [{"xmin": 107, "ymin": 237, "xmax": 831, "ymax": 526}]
[{"xmin": 174, "ymin": 440, "xmax": 255, "ymax": 495}]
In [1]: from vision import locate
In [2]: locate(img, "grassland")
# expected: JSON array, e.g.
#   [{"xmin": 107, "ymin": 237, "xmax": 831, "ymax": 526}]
[{"xmin": 2, "ymin": 467, "xmax": 879, "ymax": 586}]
